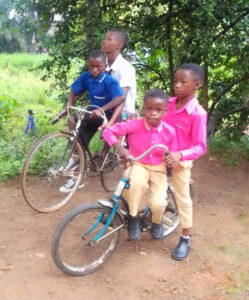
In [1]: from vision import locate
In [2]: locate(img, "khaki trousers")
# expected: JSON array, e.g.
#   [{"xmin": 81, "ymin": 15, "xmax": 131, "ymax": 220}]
[
  {"xmin": 122, "ymin": 162, "xmax": 167, "ymax": 224},
  {"xmin": 172, "ymin": 161, "xmax": 193, "ymax": 229}
]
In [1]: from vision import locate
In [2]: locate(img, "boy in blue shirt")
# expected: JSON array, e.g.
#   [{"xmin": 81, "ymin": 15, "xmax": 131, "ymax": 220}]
[
  {"xmin": 66, "ymin": 50, "xmax": 125, "ymax": 146},
  {"xmin": 60, "ymin": 50, "xmax": 125, "ymax": 193}
]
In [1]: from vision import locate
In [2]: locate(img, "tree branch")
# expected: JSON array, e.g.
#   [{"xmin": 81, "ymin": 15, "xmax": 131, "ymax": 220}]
[
  {"xmin": 209, "ymin": 73, "xmax": 249, "ymax": 117},
  {"xmin": 214, "ymin": 10, "xmax": 249, "ymax": 41},
  {"xmin": 133, "ymin": 62, "xmax": 168, "ymax": 93},
  {"xmin": 208, "ymin": 100, "xmax": 249, "ymax": 136}
]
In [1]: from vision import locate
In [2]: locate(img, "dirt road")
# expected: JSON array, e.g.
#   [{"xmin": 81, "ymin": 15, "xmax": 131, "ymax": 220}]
[{"xmin": 0, "ymin": 155, "xmax": 249, "ymax": 300}]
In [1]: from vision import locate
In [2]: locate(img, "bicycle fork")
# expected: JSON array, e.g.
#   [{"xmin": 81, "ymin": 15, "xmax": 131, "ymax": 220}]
[{"xmin": 85, "ymin": 166, "xmax": 133, "ymax": 245}]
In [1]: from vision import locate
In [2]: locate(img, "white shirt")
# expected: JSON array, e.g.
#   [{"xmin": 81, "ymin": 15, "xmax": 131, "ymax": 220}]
[{"xmin": 106, "ymin": 54, "xmax": 136, "ymax": 113}]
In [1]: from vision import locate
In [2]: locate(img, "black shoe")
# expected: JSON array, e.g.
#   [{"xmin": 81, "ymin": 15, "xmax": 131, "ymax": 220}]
[
  {"xmin": 128, "ymin": 216, "xmax": 141, "ymax": 240},
  {"xmin": 172, "ymin": 236, "xmax": 191, "ymax": 261},
  {"xmin": 151, "ymin": 222, "xmax": 164, "ymax": 239}
]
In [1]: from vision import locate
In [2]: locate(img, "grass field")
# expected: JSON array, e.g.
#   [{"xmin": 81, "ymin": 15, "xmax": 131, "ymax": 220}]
[
  {"xmin": 0, "ymin": 53, "xmax": 66, "ymax": 181},
  {"xmin": 0, "ymin": 53, "xmax": 101, "ymax": 181}
]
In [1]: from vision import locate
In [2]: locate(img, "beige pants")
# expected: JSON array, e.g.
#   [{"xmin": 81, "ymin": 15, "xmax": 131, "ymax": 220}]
[
  {"xmin": 122, "ymin": 162, "xmax": 167, "ymax": 224},
  {"xmin": 172, "ymin": 161, "xmax": 193, "ymax": 229}
]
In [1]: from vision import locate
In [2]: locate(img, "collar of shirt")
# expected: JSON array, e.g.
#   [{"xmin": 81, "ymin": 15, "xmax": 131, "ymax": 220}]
[
  {"xmin": 91, "ymin": 71, "xmax": 106, "ymax": 83},
  {"xmin": 169, "ymin": 96, "xmax": 198, "ymax": 115},
  {"xmin": 144, "ymin": 119, "xmax": 162, "ymax": 132},
  {"xmin": 106, "ymin": 54, "xmax": 122, "ymax": 72}
]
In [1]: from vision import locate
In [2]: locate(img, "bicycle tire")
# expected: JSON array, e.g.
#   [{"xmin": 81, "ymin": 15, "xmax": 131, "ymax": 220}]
[
  {"xmin": 162, "ymin": 186, "xmax": 180, "ymax": 237},
  {"xmin": 51, "ymin": 202, "xmax": 122, "ymax": 276},
  {"xmin": 100, "ymin": 148, "xmax": 125, "ymax": 192},
  {"xmin": 21, "ymin": 131, "xmax": 86, "ymax": 212}
]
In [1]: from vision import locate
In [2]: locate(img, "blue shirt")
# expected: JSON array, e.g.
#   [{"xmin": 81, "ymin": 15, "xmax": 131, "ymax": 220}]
[{"xmin": 71, "ymin": 71, "xmax": 124, "ymax": 110}]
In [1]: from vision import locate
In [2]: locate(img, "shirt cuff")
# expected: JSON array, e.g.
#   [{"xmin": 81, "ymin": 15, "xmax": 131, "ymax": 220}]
[{"xmin": 180, "ymin": 149, "xmax": 192, "ymax": 160}]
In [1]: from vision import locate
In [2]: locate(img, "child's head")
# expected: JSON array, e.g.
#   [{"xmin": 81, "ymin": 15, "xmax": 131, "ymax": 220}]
[
  {"xmin": 174, "ymin": 63, "xmax": 204, "ymax": 100},
  {"xmin": 28, "ymin": 109, "xmax": 34, "ymax": 115},
  {"xmin": 101, "ymin": 28, "xmax": 128, "ymax": 53},
  {"xmin": 143, "ymin": 88, "xmax": 168, "ymax": 127},
  {"xmin": 88, "ymin": 50, "xmax": 107, "ymax": 78}
]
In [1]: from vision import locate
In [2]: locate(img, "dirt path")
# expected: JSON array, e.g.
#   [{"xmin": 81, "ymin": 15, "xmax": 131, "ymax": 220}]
[{"xmin": 0, "ymin": 155, "xmax": 249, "ymax": 300}]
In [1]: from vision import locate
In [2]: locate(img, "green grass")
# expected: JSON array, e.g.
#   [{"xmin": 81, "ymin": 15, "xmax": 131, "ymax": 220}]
[
  {"xmin": 0, "ymin": 53, "xmax": 48, "ymax": 70},
  {"xmin": 0, "ymin": 53, "xmax": 64, "ymax": 181},
  {"xmin": 0, "ymin": 53, "xmax": 102, "ymax": 181}
]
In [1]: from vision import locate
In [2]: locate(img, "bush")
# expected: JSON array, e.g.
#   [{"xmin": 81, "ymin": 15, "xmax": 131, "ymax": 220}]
[
  {"xmin": 208, "ymin": 132, "xmax": 249, "ymax": 167},
  {"xmin": 0, "ymin": 53, "xmax": 63, "ymax": 181}
]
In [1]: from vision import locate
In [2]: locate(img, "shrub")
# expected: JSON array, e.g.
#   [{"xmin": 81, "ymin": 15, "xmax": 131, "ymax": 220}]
[{"xmin": 208, "ymin": 132, "xmax": 249, "ymax": 167}]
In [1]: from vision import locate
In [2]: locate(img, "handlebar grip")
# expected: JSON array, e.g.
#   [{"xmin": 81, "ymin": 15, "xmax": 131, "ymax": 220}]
[
  {"xmin": 164, "ymin": 152, "xmax": 172, "ymax": 177},
  {"xmin": 166, "ymin": 167, "xmax": 172, "ymax": 177},
  {"xmin": 50, "ymin": 109, "xmax": 66, "ymax": 125},
  {"xmin": 51, "ymin": 118, "xmax": 59, "ymax": 125}
]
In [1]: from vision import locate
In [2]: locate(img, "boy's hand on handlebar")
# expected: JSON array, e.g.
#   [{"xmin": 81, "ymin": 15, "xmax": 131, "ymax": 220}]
[
  {"xmin": 114, "ymin": 143, "xmax": 130, "ymax": 161},
  {"xmin": 100, "ymin": 121, "xmax": 114, "ymax": 130},
  {"xmin": 165, "ymin": 152, "xmax": 182, "ymax": 168},
  {"xmin": 91, "ymin": 109, "xmax": 102, "ymax": 119}
]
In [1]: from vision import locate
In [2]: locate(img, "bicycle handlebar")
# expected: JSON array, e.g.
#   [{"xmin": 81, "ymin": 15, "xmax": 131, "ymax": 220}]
[
  {"xmin": 127, "ymin": 144, "xmax": 172, "ymax": 177},
  {"xmin": 51, "ymin": 106, "xmax": 108, "ymax": 125}
]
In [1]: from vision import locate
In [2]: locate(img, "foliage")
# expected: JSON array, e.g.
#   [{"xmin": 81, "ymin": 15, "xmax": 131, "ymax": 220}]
[
  {"xmin": 0, "ymin": 53, "xmax": 103, "ymax": 181},
  {"xmin": 208, "ymin": 132, "xmax": 249, "ymax": 167},
  {"xmin": 14, "ymin": 0, "xmax": 249, "ymax": 134},
  {"xmin": 0, "ymin": 53, "xmax": 63, "ymax": 181},
  {"xmin": 0, "ymin": 95, "xmax": 17, "ymax": 130},
  {"xmin": 0, "ymin": 0, "xmax": 27, "ymax": 52}
]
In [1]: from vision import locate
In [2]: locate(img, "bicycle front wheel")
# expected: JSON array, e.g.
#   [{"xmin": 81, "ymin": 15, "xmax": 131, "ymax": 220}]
[
  {"xmin": 100, "ymin": 149, "xmax": 125, "ymax": 192},
  {"xmin": 21, "ymin": 131, "xmax": 86, "ymax": 212},
  {"xmin": 51, "ymin": 203, "xmax": 122, "ymax": 276}
]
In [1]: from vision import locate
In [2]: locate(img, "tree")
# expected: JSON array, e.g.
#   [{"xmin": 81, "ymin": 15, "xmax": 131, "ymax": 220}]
[
  {"xmin": 14, "ymin": 0, "xmax": 249, "ymax": 136},
  {"xmin": 0, "ymin": 0, "xmax": 27, "ymax": 52}
]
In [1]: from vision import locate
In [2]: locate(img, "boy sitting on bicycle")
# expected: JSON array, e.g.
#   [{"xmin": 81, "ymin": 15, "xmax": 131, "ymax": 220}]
[
  {"xmin": 59, "ymin": 50, "xmax": 125, "ymax": 193},
  {"xmin": 164, "ymin": 63, "xmax": 207, "ymax": 260},
  {"xmin": 103, "ymin": 89, "xmax": 177, "ymax": 240}
]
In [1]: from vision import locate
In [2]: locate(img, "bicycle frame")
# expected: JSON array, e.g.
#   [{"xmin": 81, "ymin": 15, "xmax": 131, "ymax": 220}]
[
  {"xmin": 58, "ymin": 105, "xmax": 111, "ymax": 174},
  {"xmin": 86, "ymin": 144, "xmax": 173, "ymax": 245}
]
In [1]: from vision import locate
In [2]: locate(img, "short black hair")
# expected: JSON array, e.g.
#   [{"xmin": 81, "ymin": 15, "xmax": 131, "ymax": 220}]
[
  {"xmin": 177, "ymin": 63, "xmax": 204, "ymax": 83},
  {"xmin": 88, "ymin": 50, "xmax": 106, "ymax": 63},
  {"xmin": 144, "ymin": 88, "xmax": 169, "ymax": 103},
  {"xmin": 109, "ymin": 28, "xmax": 128, "ymax": 50},
  {"xmin": 28, "ymin": 109, "xmax": 34, "ymax": 115}
]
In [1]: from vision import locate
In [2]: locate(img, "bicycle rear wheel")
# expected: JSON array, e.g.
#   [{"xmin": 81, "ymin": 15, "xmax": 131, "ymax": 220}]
[
  {"xmin": 51, "ymin": 202, "xmax": 122, "ymax": 276},
  {"xmin": 162, "ymin": 185, "xmax": 180, "ymax": 237},
  {"xmin": 21, "ymin": 131, "xmax": 86, "ymax": 212},
  {"xmin": 100, "ymin": 149, "xmax": 125, "ymax": 192}
]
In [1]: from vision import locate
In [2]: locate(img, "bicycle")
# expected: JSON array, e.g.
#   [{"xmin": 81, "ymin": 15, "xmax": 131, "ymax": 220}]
[
  {"xmin": 51, "ymin": 144, "xmax": 185, "ymax": 276},
  {"xmin": 21, "ymin": 105, "xmax": 125, "ymax": 213}
]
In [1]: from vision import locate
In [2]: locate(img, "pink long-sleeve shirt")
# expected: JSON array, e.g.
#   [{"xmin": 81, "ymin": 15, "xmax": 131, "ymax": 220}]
[
  {"xmin": 103, "ymin": 119, "xmax": 177, "ymax": 165},
  {"xmin": 163, "ymin": 96, "xmax": 207, "ymax": 161}
]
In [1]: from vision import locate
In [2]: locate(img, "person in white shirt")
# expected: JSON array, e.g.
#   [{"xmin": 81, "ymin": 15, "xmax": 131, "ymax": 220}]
[{"xmin": 101, "ymin": 28, "xmax": 136, "ymax": 118}]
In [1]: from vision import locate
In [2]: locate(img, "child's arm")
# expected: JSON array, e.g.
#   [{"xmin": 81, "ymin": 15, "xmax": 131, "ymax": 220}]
[
  {"xmin": 164, "ymin": 125, "xmax": 181, "ymax": 168},
  {"xmin": 92, "ymin": 77, "xmax": 125, "ymax": 119},
  {"xmin": 103, "ymin": 120, "xmax": 136, "ymax": 160},
  {"xmin": 113, "ymin": 142, "xmax": 130, "ymax": 161},
  {"xmin": 166, "ymin": 112, "xmax": 207, "ymax": 167},
  {"xmin": 180, "ymin": 113, "xmax": 207, "ymax": 161},
  {"xmin": 66, "ymin": 89, "xmax": 85, "ymax": 109},
  {"xmin": 91, "ymin": 94, "xmax": 125, "ymax": 119}
]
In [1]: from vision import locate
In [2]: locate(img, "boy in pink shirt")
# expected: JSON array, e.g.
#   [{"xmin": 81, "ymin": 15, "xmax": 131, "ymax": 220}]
[
  {"xmin": 103, "ymin": 89, "xmax": 176, "ymax": 240},
  {"xmin": 164, "ymin": 63, "xmax": 207, "ymax": 260}
]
